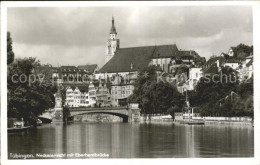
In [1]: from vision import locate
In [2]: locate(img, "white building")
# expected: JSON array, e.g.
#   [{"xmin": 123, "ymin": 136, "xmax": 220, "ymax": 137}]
[
  {"xmin": 239, "ymin": 55, "xmax": 253, "ymax": 81},
  {"xmin": 88, "ymin": 81, "xmax": 97, "ymax": 107},
  {"xmin": 224, "ymin": 59, "xmax": 240, "ymax": 71},
  {"xmin": 187, "ymin": 68, "xmax": 202, "ymax": 90}
]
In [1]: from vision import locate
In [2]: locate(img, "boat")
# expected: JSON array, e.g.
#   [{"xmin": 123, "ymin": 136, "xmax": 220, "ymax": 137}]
[
  {"xmin": 8, "ymin": 121, "xmax": 31, "ymax": 133},
  {"xmin": 38, "ymin": 116, "xmax": 52, "ymax": 123},
  {"xmin": 8, "ymin": 126, "xmax": 31, "ymax": 133},
  {"xmin": 38, "ymin": 111, "xmax": 53, "ymax": 123},
  {"xmin": 187, "ymin": 120, "xmax": 205, "ymax": 125},
  {"xmin": 37, "ymin": 119, "xmax": 42, "ymax": 126}
]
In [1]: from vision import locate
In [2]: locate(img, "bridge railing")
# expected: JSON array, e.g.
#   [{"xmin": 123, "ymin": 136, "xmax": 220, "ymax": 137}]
[{"xmin": 69, "ymin": 106, "xmax": 128, "ymax": 111}]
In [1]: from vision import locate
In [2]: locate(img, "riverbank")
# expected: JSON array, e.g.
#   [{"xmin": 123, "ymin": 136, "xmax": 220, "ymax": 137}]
[{"xmin": 140, "ymin": 115, "xmax": 253, "ymax": 126}]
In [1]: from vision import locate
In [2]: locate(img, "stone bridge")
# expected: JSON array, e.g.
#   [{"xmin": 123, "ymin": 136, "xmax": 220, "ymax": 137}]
[{"xmin": 69, "ymin": 106, "xmax": 130, "ymax": 122}]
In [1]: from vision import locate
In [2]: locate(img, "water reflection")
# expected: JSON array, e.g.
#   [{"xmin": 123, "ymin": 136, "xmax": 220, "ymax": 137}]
[{"xmin": 8, "ymin": 122, "xmax": 254, "ymax": 158}]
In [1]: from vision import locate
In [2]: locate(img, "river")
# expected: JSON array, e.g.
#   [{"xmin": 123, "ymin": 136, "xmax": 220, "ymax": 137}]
[{"xmin": 8, "ymin": 122, "xmax": 254, "ymax": 158}]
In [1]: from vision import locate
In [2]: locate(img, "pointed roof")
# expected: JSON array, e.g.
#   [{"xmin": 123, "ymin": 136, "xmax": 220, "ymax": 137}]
[
  {"xmin": 246, "ymin": 59, "xmax": 253, "ymax": 67},
  {"xmin": 78, "ymin": 64, "xmax": 98, "ymax": 74},
  {"xmin": 110, "ymin": 16, "xmax": 117, "ymax": 34},
  {"xmin": 99, "ymin": 46, "xmax": 156, "ymax": 73}
]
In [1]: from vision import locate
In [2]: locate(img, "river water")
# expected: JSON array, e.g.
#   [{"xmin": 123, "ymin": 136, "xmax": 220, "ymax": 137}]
[{"xmin": 8, "ymin": 122, "xmax": 254, "ymax": 158}]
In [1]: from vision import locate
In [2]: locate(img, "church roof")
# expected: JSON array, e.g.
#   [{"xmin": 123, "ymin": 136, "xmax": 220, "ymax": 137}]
[
  {"xmin": 100, "ymin": 44, "xmax": 202, "ymax": 73},
  {"xmin": 99, "ymin": 46, "xmax": 156, "ymax": 73},
  {"xmin": 151, "ymin": 44, "xmax": 179, "ymax": 58}
]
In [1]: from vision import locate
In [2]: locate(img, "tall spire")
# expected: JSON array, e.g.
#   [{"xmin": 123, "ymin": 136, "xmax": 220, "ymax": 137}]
[{"xmin": 110, "ymin": 16, "xmax": 117, "ymax": 34}]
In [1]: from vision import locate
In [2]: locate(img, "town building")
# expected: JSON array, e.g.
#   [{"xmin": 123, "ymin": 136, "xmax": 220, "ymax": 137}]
[
  {"xmin": 223, "ymin": 59, "xmax": 241, "ymax": 71},
  {"xmin": 239, "ymin": 55, "xmax": 253, "ymax": 81},
  {"xmin": 65, "ymin": 81, "xmax": 111, "ymax": 108},
  {"xmin": 110, "ymin": 75, "xmax": 135, "ymax": 106}
]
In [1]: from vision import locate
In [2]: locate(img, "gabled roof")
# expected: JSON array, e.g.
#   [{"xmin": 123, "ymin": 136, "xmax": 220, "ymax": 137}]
[
  {"xmin": 151, "ymin": 44, "xmax": 179, "ymax": 58},
  {"xmin": 77, "ymin": 86, "xmax": 89, "ymax": 93},
  {"xmin": 99, "ymin": 46, "xmax": 156, "ymax": 73},
  {"xmin": 175, "ymin": 50, "xmax": 200, "ymax": 59},
  {"xmin": 202, "ymin": 63, "xmax": 219, "ymax": 74},
  {"xmin": 204, "ymin": 56, "xmax": 226, "ymax": 66},
  {"xmin": 60, "ymin": 66, "xmax": 77, "ymax": 69},
  {"xmin": 226, "ymin": 59, "xmax": 241, "ymax": 64},
  {"xmin": 78, "ymin": 64, "xmax": 98, "ymax": 74},
  {"xmin": 246, "ymin": 59, "xmax": 253, "ymax": 67}
]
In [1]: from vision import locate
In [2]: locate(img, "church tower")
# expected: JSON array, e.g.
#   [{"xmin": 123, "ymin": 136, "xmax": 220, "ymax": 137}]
[{"xmin": 105, "ymin": 16, "xmax": 120, "ymax": 63}]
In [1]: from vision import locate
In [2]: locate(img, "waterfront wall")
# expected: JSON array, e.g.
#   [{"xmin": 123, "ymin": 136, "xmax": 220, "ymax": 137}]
[
  {"xmin": 192, "ymin": 116, "xmax": 252, "ymax": 122},
  {"xmin": 140, "ymin": 115, "xmax": 173, "ymax": 122},
  {"xmin": 139, "ymin": 114, "xmax": 253, "ymax": 126}
]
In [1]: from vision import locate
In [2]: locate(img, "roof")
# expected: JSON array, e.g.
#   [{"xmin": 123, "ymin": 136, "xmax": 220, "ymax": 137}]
[
  {"xmin": 246, "ymin": 59, "xmax": 253, "ymax": 67},
  {"xmin": 204, "ymin": 56, "xmax": 226, "ymax": 66},
  {"xmin": 67, "ymin": 86, "xmax": 89, "ymax": 93},
  {"xmin": 226, "ymin": 59, "xmax": 241, "ymax": 64},
  {"xmin": 202, "ymin": 63, "xmax": 219, "ymax": 74},
  {"xmin": 99, "ymin": 46, "xmax": 156, "ymax": 73},
  {"xmin": 59, "ymin": 65, "xmax": 87, "ymax": 73},
  {"xmin": 151, "ymin": 44, "xmax": 179, "ymax": 58},
  {"xmin": 78, "ymin": 64, "xmax": 98, "ymax": 74},
  {"xmin": 175, "ymin": 50, "xmax": 200, "ymax": 59},
  {"xmin": 99, "ymin": 44, "xmax": 202, "ymax": 73},
  {"xmin": 77, "ymin": 86, "xmax": 89, "ymax": 93}
]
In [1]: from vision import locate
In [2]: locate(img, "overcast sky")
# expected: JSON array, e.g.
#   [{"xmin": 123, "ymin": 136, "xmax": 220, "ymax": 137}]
[{"xmin": 8, "ymin": 6, "xmax": 252, "ymax": 68}]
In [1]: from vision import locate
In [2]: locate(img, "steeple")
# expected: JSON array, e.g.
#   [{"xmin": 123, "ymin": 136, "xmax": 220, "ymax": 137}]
[
  {"xmin": 106, "ymin": 16, "xmax": 120, "ymax": 63},
  {"xmin": 110, "ymin": 16, "xmax": 117, "ymax": 35}
]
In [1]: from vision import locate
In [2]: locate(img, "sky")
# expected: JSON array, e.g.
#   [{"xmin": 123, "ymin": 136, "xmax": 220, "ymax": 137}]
[{"xmin": 7, "ymin": 6, "xmax": 253, "ymax": 68}]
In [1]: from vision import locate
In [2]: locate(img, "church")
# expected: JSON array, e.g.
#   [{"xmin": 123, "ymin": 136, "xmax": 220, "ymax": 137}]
[
  {"xmin": 96, "ymin": 17, "xmax": 205, "ymax": 79},
  {"xmin": 95, "ymin": 17, "xmax": 205, "ymax": 106}
]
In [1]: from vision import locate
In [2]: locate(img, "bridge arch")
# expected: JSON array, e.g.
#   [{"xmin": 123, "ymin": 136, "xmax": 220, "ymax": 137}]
[{"xmin": 70, "ymin": 111, "xmax": 129, "ymax": 122}]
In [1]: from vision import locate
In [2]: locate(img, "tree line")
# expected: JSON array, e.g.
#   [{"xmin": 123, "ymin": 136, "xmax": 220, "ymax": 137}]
[{"xmin": 7, "ymin": 32, "xmax": 56, "ymax": 126}]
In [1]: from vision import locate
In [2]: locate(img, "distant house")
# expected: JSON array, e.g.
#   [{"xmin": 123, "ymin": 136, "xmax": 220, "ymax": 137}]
[
  {"xmin": 187, "ymin": 68, "xmax": 203, "ymax": 90},
  {"xmin": 224, "ymin": 59, "xmax": 241, "ymax": 71},
  {"xmin": 65, "ymin": 81, "xmax": 111, "ymax": 108},
  {"xmin": 52, "ymin": 65, "xmax": 90, "ymax": 85},
  {"xmin": 110, "ymin": 75, "xmax": 135, "ymax": 106},
  {"xmin": 239, "ymin": 55, "xmax": 253, "ymax": 81},
  {"xmin": 78, "ymin": 64, "xmax": 99, "ymax": 75},
  {"xmin": 201, "ymin": 56, "xmax": 226, "ymax": 75}
]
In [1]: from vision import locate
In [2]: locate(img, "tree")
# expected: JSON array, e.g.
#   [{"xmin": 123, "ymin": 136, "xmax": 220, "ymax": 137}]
[
  {"xmin": 233, "ymin": 43, "xmax": 253, "ymax": 58},
  {"xmin": 128, "ymin": 66, "xmax": 184, "ymax": 115},
  {"xmin": 8, "ymin": 58, "xmax": 55, "ymax": 125},
  {"xmin": 167, "ymin": 105, "xmax": 181, "ymax": 120},
  {"xmin": 7, "ymin": 32, "xmax": 14, "ymax": 65},
  {"xmin": 189, "ymin": 66, "xmax": 238, "ymax": 116}
]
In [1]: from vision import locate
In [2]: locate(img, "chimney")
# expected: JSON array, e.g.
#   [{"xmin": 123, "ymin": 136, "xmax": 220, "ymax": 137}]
[{"xmin": 216, "ymin": 60, "xmax": 220, "ymax": 68}]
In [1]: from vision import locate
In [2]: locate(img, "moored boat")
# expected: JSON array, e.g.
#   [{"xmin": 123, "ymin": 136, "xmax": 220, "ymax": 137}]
[
  {"xmin": 38, "ymin": 116, "xmax": 52, "ymax": 123},
  {"xmin": 8, "ymin": 121, "xmax": 31, "ymax": 133},
  {"xmin": 187, "ymin": 120, "xmax": 205, "ymax": 125},
  {"xmin": 37, "ymin": 119, "xmax": 42, "ymax": 126},
  {"xmin": 8, "ymin": 126, "xmax": 31, "ymax": 133}
]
